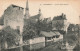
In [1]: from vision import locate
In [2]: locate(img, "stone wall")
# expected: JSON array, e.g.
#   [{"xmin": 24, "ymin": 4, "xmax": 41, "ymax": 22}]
[
  {"xmin": 3, "ymin": 5, "xmax": 24, "ymax": 33},
  {"xmin": 30, "ymin": 42, "xmax": 45, "ymax": 50},
  {"xmin": 24, "ymin": 37, "xmax": 45, "ymax": 50}
]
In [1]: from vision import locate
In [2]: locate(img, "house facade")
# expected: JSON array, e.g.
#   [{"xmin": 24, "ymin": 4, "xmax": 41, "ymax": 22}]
[{"xmin": 52, "ymin": 13, "xmax": 67, "ymax": 31}]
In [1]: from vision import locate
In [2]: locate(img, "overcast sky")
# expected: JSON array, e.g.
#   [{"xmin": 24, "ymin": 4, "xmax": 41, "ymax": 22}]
[{"xmin": 0, "ymin": 0, "xmax": 80, "ymax": 24}]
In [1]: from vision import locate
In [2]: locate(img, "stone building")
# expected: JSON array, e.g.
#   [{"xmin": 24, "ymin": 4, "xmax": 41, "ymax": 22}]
[
  {"xmin": 0, "ymin": 0, "xmax": 44, "ymax": 32},
  {"xmin": 43, "ymin": 17, "xmax": 51, "ymax": 24},
  {"xmin": 29, "ymin": 8, "xmax": 43, "ymax": 23},
  {"xmin": 3, "ymin": 4, "xmax": 24, "ymax": 33},
  {"xmin": 67, "ymin": 24, "xmax": 80, "ymax": 32},
  {"xmin": 67, "ymin": 24, "xmax": 76, "ymax": 32},
  {"xmin": 24, "ymin": 0, "xmax": 43, "ymax": 28},
  {"xmin": 52, "ymin": 13, "xmax": 67, "ymax": 31},
  {"xmin": 41, "ymin": 31, "xmax": 63, "ymax": 46},
  {"xmin": 24, "ymin": 8, "xmax": 43, "ymax": 25}
]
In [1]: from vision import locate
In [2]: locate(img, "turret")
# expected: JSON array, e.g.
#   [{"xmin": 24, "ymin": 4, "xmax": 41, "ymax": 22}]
[{"xmin": 25, "ymin": 0, "xmax": 30, "ymax": 19}]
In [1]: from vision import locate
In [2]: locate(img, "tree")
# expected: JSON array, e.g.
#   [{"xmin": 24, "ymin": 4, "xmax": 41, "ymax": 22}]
[
  {"xmin": 38, "ymin": 19, "xmax": 52, "ymax": 32},
  {"xmin": 35, "ymin": 19, "xmax": 42, "ymax": 35},
  {"xmin": 0, "ymin": 26, "xmax": 20, "ymax": 50},
  {"xmin": 54, "ymin": 21, "xmax": 64, "ymax": 31},
  {"xmin": 66, "ymin": 34, "xmax": 78, "ymax": 45},
  {"xmin": 73, "ymin": 44, "xmax": 80, "ymax": 51},
  {"xmin": 23, "ymin": 21, "xmax": 37, "ymax": 41},
  {"xmin": 23, "ymin": 19, "xmax": 52, "ymax": 41}
]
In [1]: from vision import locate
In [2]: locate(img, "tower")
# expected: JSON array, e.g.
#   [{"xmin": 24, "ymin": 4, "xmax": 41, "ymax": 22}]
[
  {"xmin": 38, "ymin": 8, "xmax": 42, "ymax": 20},
  {"xmin": 39, "ymin": 4, "xmax": 41, "ymax": 15},
  {"xmin": 39, "ymin": 8, "xmax": 41, "ymax": 15},
  {"xmin": 38, "ymin": 4, "xmax": 44, "ymax": 20},
  {"xmin": 25, "ymin": 0, "xmax": 30, "ymax": 19}
]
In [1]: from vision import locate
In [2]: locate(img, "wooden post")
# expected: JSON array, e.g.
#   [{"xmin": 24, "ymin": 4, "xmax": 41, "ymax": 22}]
[{"xmin": 4, "ymin": 41, "xmax": 8, "ymax": 49}]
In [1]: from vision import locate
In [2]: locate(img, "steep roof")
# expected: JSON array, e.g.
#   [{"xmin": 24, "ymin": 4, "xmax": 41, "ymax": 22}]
[
  {"xmin": 68, "ymin": 24, "xmax": 75, "ymax": 28},
  {"xmin": 24, "ymin": 14, "xmax": 41, "ymax": 23},
  {"xmin": 30, "ymin": 14, "xmax": 40, "ymax": 19},
  {"xmin": 53, "ymin": 13, "xmax": 67, "ymax": 20},
  {"xmin": 11, "ymin": 4, "xmax": 24, "ymax": 9},
  {"xmin": 54, "ymin": 31, "xmax": 61, "ymax": 35},
  {"xmin": 41, "ymin": 31, "xmax": 61, "ymax": 37}
]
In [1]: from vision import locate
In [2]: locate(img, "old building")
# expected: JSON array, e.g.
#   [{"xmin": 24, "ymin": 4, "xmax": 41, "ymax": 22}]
[
  {"xmin": 43, "ymin": 17, "xmax": 51, "ymax": 24},
  {"xmin": 29, "ymin": 8, "xmax": 43, "ymax": 23},
  {"xmin": 52, "ymin": 13, "xmax": 67, "ymax": 31},
  {"xmin": 41, "ymin": 31, "xmax": 63, "ymax": 46},
  {"xmin": 3, "ymin": 4, "xmax": 24, "ymax": 33},
  {"xmin": 24, "ymin": 0, "xmax": 43, "ymax": 28},
  {"xmin": 28, "ymin": 8, "xmax": 43, "ymax": 23},
  {"xmin": 24, "ymin": 0, "xmax": 30, "ymax": 19},
  {"xmin": 0, "ymin": 0, "xmax": 44, "ymax": 33},
  {"xmin": 67, "ymin": 24, "xmax": 76, "ymax": 32},
  {"xmin": 67, "ymin": 24, "xmax": 79, "ymax": 32}
]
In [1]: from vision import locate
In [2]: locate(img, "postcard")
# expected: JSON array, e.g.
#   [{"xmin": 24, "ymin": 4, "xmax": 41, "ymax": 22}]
[{"xmin": 0, "ymin": 0, "xmax": 80, "ymax": 51}]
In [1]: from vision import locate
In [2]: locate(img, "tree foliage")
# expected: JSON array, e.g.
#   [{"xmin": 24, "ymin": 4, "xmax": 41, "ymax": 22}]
[
  {"xmin": 73, "ymin": 45, "xmax": 80, "ymax": 51},
  {"xmin": 0, "ymin": 26, "xmax": 20, "ymax": 48},
  {"xmin": 23, "ymin": 19, "xmax": 52, "ymax": 41},
  {"xmin": 23, "ymin": 21, "xmax": 37, "ymax": 40},
  {"xmin": 66, "ymin": 34, "xmax": 78, "ymax": 45},
  {"xmin": 36, "ymin": 19, "xmax": 52, "ymax": 32},
  {"xmin": 54, "ymin": 21, "xmax": 64, "ymax": 30}
]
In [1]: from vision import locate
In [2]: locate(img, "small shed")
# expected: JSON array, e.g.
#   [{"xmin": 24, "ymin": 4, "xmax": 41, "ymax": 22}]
[{"xmin": 41, "ymin": 31, "xmax": 63, "ymax": 42}]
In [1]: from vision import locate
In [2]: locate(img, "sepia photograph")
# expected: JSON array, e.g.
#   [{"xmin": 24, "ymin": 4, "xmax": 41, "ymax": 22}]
[{"xmin": 0, "ymin": 0, "xmax": 80, "ymax": 51}]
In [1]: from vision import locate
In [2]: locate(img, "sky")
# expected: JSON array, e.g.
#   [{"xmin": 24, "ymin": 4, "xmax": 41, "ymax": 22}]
[{"xmin": 0, "ymin": 0, "xmax": 80, "ymax": 24}]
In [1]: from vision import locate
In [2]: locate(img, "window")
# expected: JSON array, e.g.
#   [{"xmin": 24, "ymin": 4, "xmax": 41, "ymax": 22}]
[
  {"xmin": 52, "ymin": 36, "xmax": 55, "ymax": 38},
  {"xmin": 56, "ymin": 35, "xmax": 60, "ymax": 38},
  {"xmin": 48, "ymin": 37, "xmax": 51, "ymax": 40}
]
